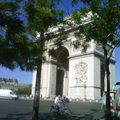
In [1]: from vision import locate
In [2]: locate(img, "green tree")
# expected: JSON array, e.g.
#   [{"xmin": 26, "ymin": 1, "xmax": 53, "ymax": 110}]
[
  {"xmin": 0, "ymin": 1, "xmax": 63, "ymax": 120},
  {"xmin": 72, "ymin": 0, "xmax": 120, "ymax": 119},
  {"xmin": 25, "ymin": 0, "xmax": 63, "ymax": 120},
  {"xmin": 0, "ymin": 1, "xmax": 35, "ymax": 70},
  {"xmin": 15, "ymin": 85, "xmax": 31, "ymax": 95}
]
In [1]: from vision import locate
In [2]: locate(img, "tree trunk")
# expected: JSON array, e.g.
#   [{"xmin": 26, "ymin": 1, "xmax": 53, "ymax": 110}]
[
  {"xmin": 32, "ymin": 32, "xmax": 45, "ymax": 120},
  {"xmin": 103, "ymin": 46, "xmax": 111, "ymax": 119},
  {"xmin": 105, "ymin": 58, "xmax": 111, "ymax": 119},
  {"xmin": 32, "ymin": 59, "xmax": 42, "ymax": 120}
]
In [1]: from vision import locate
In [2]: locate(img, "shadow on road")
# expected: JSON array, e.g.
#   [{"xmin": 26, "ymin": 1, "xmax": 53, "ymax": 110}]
[
  {"xmin": 0, "ymin": 110, "xmax": 104, "ymax": 120},
  {"xmin": 0, "ymin": 112, "xmax": 32, "ymax": 120}
]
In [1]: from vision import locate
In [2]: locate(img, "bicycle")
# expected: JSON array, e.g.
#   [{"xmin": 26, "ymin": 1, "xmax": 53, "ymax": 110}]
[{"xmin": 49, "ymin": 98, "xmax": 72, "ymax": 114}]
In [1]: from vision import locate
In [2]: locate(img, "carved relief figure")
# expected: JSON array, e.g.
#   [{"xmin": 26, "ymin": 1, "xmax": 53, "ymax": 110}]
[{"xmin": 74, "ymin": 62, "xmax": 88, "ymax": 85}]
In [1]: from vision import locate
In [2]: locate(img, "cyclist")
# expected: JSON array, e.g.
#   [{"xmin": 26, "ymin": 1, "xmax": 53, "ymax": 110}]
[{"xmin": 50, "ymin": 95, "xmax": 61, "ymax": 112}]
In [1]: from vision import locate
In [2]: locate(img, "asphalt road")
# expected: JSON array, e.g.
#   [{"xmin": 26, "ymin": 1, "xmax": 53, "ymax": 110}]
[{"xmin": 0, "ymin": 99, "xmax": 104, "ymax": 120}]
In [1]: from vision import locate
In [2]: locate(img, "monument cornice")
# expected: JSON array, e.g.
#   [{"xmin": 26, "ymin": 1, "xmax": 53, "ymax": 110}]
[{"xmin": 68, "ymin": 51, "xmax": 115, "ymax": 64}]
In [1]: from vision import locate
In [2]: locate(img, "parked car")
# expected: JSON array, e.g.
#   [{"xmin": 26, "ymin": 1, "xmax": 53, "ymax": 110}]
[{"xmin": 0, "ymin": 89, "xmax": 18, "ymax": 100}]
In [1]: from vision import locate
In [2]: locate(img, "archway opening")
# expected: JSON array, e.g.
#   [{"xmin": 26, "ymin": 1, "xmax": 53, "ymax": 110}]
[{"xmin": 53, "ymin": 46, "xmax": 69, "ymax": 96}]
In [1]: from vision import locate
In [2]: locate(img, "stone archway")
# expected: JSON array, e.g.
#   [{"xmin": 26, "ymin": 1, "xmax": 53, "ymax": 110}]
[{"xmin": 53, "ymin": 46, "xmax": 69, "ymax": 96}]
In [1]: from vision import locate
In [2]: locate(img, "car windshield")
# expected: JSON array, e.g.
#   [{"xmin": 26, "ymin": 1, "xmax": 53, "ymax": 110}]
[{"xmin": 10, "ymin": 92, "xmax": 14, "ymax": 95}]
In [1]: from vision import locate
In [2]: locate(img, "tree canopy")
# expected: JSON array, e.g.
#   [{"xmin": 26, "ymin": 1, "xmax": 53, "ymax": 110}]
[
  {"xmin": 72, "ymin": 0, "xmax": 120, "ymax": 48},
  {"xmin": 0, "ymin": 0, "xmax": 34, "ymax": 70},
  {"xmin": 0, "ymin": 0, "xmax": 39, "ymax": 70}
]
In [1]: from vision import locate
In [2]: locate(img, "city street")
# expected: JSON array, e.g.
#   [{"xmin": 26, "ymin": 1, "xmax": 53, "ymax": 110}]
[{"xmin": 0, "ymin": 99, "xmax": 104, "ymax": 120}]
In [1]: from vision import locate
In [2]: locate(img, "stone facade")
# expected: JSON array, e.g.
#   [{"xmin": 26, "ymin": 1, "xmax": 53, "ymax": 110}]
[{"xmin": 31, "ymin": 30, "xmax": 115, "ymax": 100}]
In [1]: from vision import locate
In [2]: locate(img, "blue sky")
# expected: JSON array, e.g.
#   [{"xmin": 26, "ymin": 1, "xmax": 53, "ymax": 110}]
[{"xmin": 0, "ymin": 67, "xmax": 32, "ymax": 84}]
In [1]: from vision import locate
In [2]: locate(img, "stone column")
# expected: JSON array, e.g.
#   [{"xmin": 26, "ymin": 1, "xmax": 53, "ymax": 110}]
[
  {"xmin": 93, "ymin": 56, "xmax": 101, "ymax": 100},
  {"xmin": 47, "ymin": 58, "xmax": 57, "ymax": 98},
  {"xmin": 63, "ymin": 71, "xmax": 69, "ymax": 96},
  {"xmin": 31, "ymin": 70, "xmax": 37, "ymax": 96}
]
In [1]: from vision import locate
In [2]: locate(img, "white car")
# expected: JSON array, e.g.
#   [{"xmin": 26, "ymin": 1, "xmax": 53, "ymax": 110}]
[{"xmin": 0, "ymin": 89, "xmax": 18, "ymax": 100}]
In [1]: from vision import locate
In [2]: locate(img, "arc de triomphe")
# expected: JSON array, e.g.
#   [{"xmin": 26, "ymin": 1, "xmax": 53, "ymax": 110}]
[{"xmin": 31, "ymin": 28, "xmax": 115, "ymax": 100}]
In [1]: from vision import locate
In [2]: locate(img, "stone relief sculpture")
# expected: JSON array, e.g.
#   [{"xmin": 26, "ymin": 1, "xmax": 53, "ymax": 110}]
[{"xmin": 74, "ymin": 62, "xmax": 88, "ymax": 85}]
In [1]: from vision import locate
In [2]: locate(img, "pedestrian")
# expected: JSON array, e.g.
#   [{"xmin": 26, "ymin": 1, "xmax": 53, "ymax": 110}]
[{"xmin": 101, "ymin": 91, "xmax": 106, "ymax": 110}]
